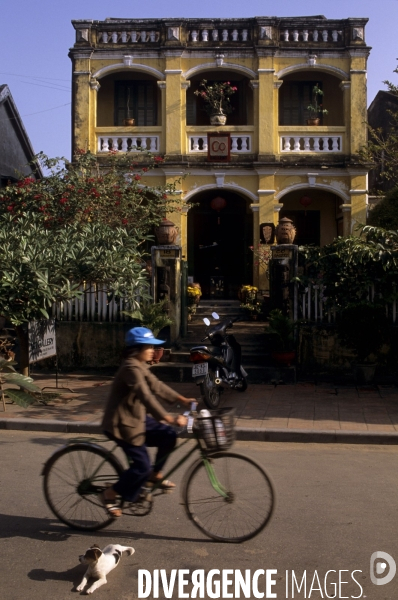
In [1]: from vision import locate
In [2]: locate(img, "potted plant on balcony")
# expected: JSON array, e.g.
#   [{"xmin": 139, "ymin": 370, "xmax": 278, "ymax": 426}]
[
  {"xmin": 306, "ymin": 83, "xmax": 328, "ymax": 125},
  {"xmin": 194, "ymin": 79, "xmax": 237, "ymax": 126}
]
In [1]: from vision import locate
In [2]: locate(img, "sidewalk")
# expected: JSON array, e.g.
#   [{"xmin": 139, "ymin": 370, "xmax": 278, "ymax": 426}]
[{"xmin": 1, "ymin": 373, "xmax": 398, "ymax": 443}]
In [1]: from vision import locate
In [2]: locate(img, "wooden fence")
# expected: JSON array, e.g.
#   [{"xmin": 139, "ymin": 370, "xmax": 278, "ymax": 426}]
[
  {"xmin": 299, "ymin": 283, "xmax": 397, "ymax": 324},
  {"xmin": 52, "ymin": 282, "xmax": 137, "ymax": 322}
]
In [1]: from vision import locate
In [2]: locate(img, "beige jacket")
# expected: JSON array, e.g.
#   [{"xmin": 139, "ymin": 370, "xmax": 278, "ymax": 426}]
[{"xmin": 101, "ymin": 356, "xmax": 181, "ymax": 446}]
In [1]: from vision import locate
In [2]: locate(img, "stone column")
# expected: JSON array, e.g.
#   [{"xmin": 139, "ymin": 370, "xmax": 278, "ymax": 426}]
[
  {"xmin": 339, "ymin": 81, "xmax": 351, "ymax": 154},
  {"xmin": 349, "ymin": 172, "xmax": 368, "ymax": 232},
  {"xmin": 72, "ymin": 66, "xmax": 91, "ymax": 154},
  {"xmin": 341, "ymin": 204, "xmax": 352, "ymax": 236},
  {"xmin": 164, "ymin": 67, "xmax": 183, "ymax": 157},
  {"xmin": 250, "ymin": 203, "xmax": 260, "ymax": 288},
  {"xmin": 249, "ymin": 80, "xmax": 259, "ymax": 155},
  {"xmin": 157, "ymin": 81, "xmax": 166, "ymax": 153},
  {"xmin": 257, "ymin": 68, "xmax": 276, "ymax": 158},
  {"xmin": 349, "ymin": 66, "xmax": 368, "ymax": 155}
]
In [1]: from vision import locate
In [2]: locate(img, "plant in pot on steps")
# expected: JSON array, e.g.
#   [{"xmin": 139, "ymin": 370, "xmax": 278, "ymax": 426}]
[
  {"xmin": 122, "ymin": 299, "xmax": 173, "ymax": 363},
  {"xmin": 336, "ymin": 301, "xmax": 390, "ymax": 384},
  {"xmin": 306, "ymin": 83, "xmax": 328, "ymax": 125},
  {"xmin": 266, "ymin": 309, "xmax": 297, "ymax": 366},
  {"xmin": 194, "ymin": 79, "xmax": 237, "ymax": 126}
]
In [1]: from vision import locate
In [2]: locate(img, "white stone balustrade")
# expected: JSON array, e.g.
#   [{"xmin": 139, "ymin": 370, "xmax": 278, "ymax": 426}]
[
  {"xmin": 189, "ymin": 28, "xmax": 250, "ymax": 42},
  {"xmin": 188, "ymin": 135, "xmax": 251, "ymax": 153},
  {"xmin": 279, "ymin": 28, "xmax": 342, "ymax": 42},
  {"xmin": 280, "ymin": 135, "xmax": 342, "ymax": 153},
  {"xmin": 97, "ymin": 135, "xmax": 160, "ymax": 153},
  {"xmin": 100, "ymin": 30, "xmax": 159, "ymax": 43}
]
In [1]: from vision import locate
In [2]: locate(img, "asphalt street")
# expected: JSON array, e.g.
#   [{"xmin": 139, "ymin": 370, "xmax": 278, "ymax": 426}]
[{"xmin": 1, "ymin": 431, "xmax": 398, "ymax": 599}]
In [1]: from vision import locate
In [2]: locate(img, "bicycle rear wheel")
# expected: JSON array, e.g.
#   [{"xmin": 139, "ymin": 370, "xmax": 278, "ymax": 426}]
[
  {"xmin": 184, "ymin": 452, "xmax": 274, "ymax": 542},
  {"xmin": 43, "ymin": 443, "xmax": 124, "ymax": 531}
]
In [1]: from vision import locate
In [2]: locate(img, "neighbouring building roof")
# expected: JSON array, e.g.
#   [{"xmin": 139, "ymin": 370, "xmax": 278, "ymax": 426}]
[{"xmin": 0, "ymin": 84, "xmax": 43, "ymax": 185}]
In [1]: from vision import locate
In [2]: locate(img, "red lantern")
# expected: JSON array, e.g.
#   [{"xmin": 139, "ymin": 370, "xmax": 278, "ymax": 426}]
[
  {"xmin": 210, "ymin": 196, "xmax": 227, "ymax": 224},
  {"xmin": 299, "ymin": 195, "xmax": 312, "ymax": 215}
]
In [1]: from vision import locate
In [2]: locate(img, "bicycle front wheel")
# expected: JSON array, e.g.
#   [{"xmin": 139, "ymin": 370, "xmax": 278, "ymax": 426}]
[
  {"xmin": 43, "ymin": 443, "xmax": 124, "ymax": 531},
  {"xmin": 184, "ymin": 452, "xmax": 274, "ymax": 542}
]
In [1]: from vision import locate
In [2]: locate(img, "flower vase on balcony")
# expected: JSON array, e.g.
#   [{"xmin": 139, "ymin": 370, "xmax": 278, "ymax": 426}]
[
  {"xmin": 194, "ymin": 79, "xmax": 237, "ymax": 126},
  {"xmin": 306, "ymin": 83, "xmax": 328, "ymax": 126},
  {"xmin": 123, "ymin": 88, "xmax": 135, "ymax": 126}
]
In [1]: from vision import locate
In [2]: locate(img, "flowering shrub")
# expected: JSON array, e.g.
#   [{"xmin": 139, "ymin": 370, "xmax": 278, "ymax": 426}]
[
  {"xmin": 240, "ymin": 302, "xmax": 262, "ymax": 314},
  {"xmin": 187, "ymin": 285, "xmax": 202, "ymax": 305},
  {"xmin": 0, "ymin": 150, "xmax": 180, "ymax": 233},
  {"xmin": 194, "ymin": 79, "xmax": 237, "ymax": 116},
  {"xmin": 239, "ymin": 285, "xmax": 258, "ymax": 303}
]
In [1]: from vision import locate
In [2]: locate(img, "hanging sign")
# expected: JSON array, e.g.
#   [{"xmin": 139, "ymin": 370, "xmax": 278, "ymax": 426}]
[
  {"xmin": 207, "ymin": 132, "xmax": 231, "ymax": 162},
  {"xmin": 28, "ymin": 318, "xmax": 57, "ymax": 364}
]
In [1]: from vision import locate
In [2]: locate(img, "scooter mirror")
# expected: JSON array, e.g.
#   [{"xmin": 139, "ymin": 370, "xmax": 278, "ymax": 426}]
[
  {"xmin": 212, "ymin": 312, "xmax": 220, "ymax": 320},
  {"xmin": 203, "ymin": 318, "xmax": 211, "ymax": 326}
]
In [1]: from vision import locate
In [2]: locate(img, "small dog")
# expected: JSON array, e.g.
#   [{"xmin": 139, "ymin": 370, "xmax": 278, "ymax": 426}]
[{"xmin": 77, "ymin": 544, "xmax": 135, "ymax": 594}]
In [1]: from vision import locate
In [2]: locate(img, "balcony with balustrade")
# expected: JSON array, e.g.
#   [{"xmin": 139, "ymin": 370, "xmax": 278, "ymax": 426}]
[{"xmin": 277, "ymin": 71, "xmax": 347, "ymax": 159}]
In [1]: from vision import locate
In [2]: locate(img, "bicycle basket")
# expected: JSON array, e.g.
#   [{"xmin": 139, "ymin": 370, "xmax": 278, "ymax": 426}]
[{"xmin": 196, "ymin": 407, "xmax": 236, "ymax": 451}]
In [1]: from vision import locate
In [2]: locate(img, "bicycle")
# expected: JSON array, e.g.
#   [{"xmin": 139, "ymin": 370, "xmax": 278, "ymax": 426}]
[{"xmin": 42, "ymin": 405, "xmax": 275, "ymax": 543}]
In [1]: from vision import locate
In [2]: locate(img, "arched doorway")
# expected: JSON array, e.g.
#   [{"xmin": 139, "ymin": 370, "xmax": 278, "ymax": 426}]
[
  {"xmin": 187, "ymin": 190, "xmax": 253, "ymax": 299},
  {"xmin": 279, "ymin": 189, "xmax": 344, "ymax": 246}
]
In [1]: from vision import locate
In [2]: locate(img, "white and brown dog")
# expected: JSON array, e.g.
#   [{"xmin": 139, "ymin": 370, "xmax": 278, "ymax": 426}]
[{"xmin": 77, "ymin": 544, "xmax": 135, "ymax": 594}]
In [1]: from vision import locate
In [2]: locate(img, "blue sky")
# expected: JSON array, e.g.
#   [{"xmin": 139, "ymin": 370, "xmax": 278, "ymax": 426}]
[{"xmin": 2, "ymin": 0, "xmax": 398, "ymax": 161}]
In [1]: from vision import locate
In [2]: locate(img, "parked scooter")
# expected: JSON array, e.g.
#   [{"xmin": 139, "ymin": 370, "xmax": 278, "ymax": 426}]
[{"xmin": 190, "ymin": 312, "xmax": 248, "ymax": 409}]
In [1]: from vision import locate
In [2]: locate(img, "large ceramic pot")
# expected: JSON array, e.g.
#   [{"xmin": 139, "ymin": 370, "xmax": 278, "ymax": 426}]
[
  {"xmin": 123, "ymin": 118, "xmax": 135, "ymax": 126},
  {"xmin": 306, "ymin": 118, "xmax": 320, "ymax": 126},
  {"xmin": 154, "ymin": 219, "xmax": 179, "ymax": 245},
  {"xmin": 352, "ymin": 363, "xmax": 377, "ymax": 385},
  {"xmin": 210, "ymin": 113, "xmax": 227, "ymax": 126}
]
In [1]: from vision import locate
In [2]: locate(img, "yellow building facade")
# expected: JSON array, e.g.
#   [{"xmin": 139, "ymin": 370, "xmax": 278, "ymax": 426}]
[{"xmin": 69, "ymin": 16, "xmax": 370, "ymax": 298}]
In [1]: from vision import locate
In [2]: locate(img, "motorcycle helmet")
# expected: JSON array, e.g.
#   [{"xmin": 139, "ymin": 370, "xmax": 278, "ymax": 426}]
[{"xmin": 125, "ymin": 326, "xmax": 165, "ymax": 347}]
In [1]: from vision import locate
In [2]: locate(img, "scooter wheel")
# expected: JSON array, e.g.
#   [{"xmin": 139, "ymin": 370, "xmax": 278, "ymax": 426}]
[
  {"xmin": 235, "ymin": 377, "xmax": 248, "ymax": 393},
  {"xmin": 200, "ymin": 368, "xmax": 221, "ymax": 409}
]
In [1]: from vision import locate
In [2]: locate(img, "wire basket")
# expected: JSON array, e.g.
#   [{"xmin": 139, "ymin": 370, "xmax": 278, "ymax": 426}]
[{"xmin": 196, "ymin": 408, "xmax": 236, "ymax": 451}]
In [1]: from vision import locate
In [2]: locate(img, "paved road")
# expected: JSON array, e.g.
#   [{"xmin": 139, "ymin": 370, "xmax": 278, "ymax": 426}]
[{"xmin": 1, "ymin": 431, "xmax": 398, "ymax": 599}]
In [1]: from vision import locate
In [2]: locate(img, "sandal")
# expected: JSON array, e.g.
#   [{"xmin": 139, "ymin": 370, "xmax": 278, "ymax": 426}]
[
  {"xmin": 99, "ymin": 490, "xmax": 122, "ymax": 518},
  {"xmin": 146, "ymin": 478, "xmax": 176, "ymax": 490}
]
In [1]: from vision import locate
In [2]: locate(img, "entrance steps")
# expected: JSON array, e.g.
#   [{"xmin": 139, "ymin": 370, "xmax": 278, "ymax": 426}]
[{"xmin": 151, "ymin": 300, "xmax": 296, "ymax": 384}]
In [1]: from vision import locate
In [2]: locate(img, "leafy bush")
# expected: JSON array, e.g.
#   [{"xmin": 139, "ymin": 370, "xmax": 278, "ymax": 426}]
[
  {"xmin": 368, "ymin": 187, "xmax": 398, "ymax": 229},
  {"xmin": 336, "ymin": 301, "xmax": 390, "ymax": 363}
]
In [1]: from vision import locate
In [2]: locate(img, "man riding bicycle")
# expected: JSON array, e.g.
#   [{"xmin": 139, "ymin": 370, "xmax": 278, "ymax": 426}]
[{"xmin": 101, "ymin": 327, "xmax": 196, "ymax": 517}]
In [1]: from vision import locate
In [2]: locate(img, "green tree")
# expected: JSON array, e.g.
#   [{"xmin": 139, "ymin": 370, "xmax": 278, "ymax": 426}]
[
  {"xmin": 360, "ymin": 67, "xmax": 398, "ymax": 189},
  {"xmin": 0, "ymin": 151, "xmax": 181, "ymax": 375},
  {"xmin": 367, "ymin": 187, "xmax": 398, "ymax": 229}
]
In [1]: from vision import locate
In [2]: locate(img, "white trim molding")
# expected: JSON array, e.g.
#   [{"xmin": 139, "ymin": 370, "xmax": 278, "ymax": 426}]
[
  {"xmin": 92, "ymin": 62, "xmax": 164, "ymax": 81},
  {"xmin": 276, "ymin": 63, "xmax": 349, "ymax": 81},
  {"xmin": 275, "ymin": 182, "xmax": 350, "ymax": 203},
  {"xmin": 184, "ymin": 62, "xmax": 256, "ymax": 80},
  {"xmin": 184, "ymin": 183, "xmax": 258, "ymax": 203}
]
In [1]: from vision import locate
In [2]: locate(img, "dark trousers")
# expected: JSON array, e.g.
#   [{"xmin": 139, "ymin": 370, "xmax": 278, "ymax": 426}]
[{"xmin": 105, "ymin": 416, "xmax": 177, "ymax": 502}]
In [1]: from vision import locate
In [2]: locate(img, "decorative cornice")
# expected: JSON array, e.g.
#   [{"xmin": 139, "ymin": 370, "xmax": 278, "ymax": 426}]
[
  {"xmin": 349, "ymin": 189, "xmax": 368, "ymax": 195},
  {"xmin": 250, "ymin": 203, "xmax": 260, "ymax": 212},
  {"xmin": 258, "ymin": 189, "xmax": 276, "ymax": 195}
]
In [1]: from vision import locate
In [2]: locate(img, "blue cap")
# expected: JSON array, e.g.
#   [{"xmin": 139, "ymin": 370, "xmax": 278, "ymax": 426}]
[{"xmin": 125, "ymin": 327, "xmax": 165, "ymax": 347}]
